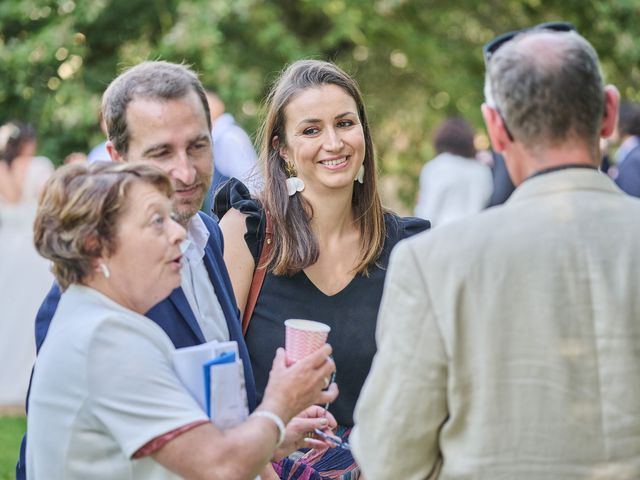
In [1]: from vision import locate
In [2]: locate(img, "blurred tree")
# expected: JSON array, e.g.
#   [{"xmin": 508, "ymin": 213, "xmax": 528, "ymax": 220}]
[{"xmin": 1, "ymin": 0, "xmax": 639, "ymax": 210}]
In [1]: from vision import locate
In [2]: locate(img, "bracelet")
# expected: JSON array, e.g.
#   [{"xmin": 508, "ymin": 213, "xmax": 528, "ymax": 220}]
[{"xmin": 251, "ymin": 410, "xmax": 286, "ymax": 447}]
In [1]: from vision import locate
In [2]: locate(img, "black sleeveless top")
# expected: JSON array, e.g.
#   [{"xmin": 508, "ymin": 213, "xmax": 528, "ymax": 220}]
[{"xmin": 215, "ymin": 179, "xmax": 430, "ymax": 426}]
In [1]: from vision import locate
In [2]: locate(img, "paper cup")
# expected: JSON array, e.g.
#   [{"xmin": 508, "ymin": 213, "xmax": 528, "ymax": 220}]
[{"xmin": 284, "ymin": 319, "xmax": 331, "ymax": 364}]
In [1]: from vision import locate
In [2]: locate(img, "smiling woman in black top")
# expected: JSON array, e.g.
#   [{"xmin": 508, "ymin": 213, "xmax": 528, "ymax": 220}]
[{"xmin": 216, "ymin": 59, "xmax": 429, "ymax": 480}]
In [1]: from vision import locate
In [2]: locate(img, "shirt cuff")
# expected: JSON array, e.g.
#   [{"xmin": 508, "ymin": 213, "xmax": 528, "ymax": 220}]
[{"xmin": 132, "ymin": 420, "xmax": 210, "ymax": 459}]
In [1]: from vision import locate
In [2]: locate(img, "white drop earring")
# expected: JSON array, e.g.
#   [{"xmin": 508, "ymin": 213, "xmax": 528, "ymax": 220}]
[
  {"xmin": 99, "ymin": 262, "xmax": 110, "ymax": 279},
  {"xmin": 284, "ymin": 162, "xmax": 305, "ymax": 196},
  {"xmin": 355, "ymin": 164, "xmax": 365, "ymax": 184}
]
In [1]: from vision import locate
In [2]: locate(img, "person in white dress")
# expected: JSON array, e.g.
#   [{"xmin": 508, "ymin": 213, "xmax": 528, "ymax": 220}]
[
  {"xmin": 414, "ymin": 117, "xmax": 493, "ymax": 227},
  {"xmin": 0, "ymin": 122, "xmax": 54, "ymax": 407}
]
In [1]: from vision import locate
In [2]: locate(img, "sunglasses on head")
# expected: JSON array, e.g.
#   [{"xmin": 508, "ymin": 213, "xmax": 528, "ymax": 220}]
[{"xmin": 483, "ymin": 21, "xmax": 576, "ymax": 64}]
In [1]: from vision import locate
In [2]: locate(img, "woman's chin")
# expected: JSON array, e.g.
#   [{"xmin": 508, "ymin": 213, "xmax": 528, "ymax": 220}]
[
  {"xmin": 157, "ymin": 276, "xmax": 181, "ymax": 300},
  {"xmin": 168, "ymin": 276, "xmax": 182, "ymax": 293}
]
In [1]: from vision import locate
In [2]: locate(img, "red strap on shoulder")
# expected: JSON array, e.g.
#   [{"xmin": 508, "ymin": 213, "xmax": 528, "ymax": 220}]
[{"xmin": 241, "ymin": 212, "xmax": 273, "ymax": 336}]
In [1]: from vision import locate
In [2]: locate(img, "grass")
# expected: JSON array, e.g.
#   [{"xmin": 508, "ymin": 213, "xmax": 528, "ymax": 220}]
[{"xmin": 0, "ymin": 416, "xmax": 25, "ymax": 480}]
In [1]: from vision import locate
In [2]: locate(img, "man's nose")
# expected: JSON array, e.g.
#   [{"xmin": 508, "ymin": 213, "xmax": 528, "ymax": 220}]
[{"xmin": 170, "ymin": 151, "xmax": 197, "ymax": 185}]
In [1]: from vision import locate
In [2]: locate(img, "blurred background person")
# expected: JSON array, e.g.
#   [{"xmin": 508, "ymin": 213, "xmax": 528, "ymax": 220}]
[
  {"xmin": 216, "ymin": 59, "xmax": 429, "ymax": 479},
  {"xmin": 612, "ymin": 100, "xmax": 640, "ymax": 197},
  {"xmin": 0, "ymin": 122, "xmax": 53, "ymax": 203},
  {"xmin": 599, "ymin": 137, "xmax": 615, "ymax": 177},
  {"xmin": 28, "ymin": 161, "xmax": 338, "ymax": 480},
  {"xmin": 202, "ymin": 89, "xmax": 260, "ymax": 214},
  {"xmin": 64, "ymin": 152, "xmax": 88, "ymax": 164},
  {"xmin": 415, "ymin": 117, "xmax": 493, "ymax": 226},
  {"xmin": 0, "ymin": 121, "xmax": 54, "ymax": 408},
  {"xmin": 86, "ymin": 112, "xmax": 110, "ymax": 164},
  {"xmin": 486, "ymin": 151, "xmax": 515, "ymax": 207}
]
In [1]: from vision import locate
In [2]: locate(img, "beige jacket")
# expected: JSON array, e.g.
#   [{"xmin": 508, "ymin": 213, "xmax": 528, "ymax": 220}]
[{"xmin": 352, "ymin": 168, "xmax": 640, "ymax": 480}]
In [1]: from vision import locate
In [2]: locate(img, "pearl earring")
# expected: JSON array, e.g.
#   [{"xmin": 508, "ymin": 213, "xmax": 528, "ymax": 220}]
[
  {"xmin": 355, "ymin": 164, "xmax": 365, "ymax": 184},
  {"xmin": 99, "ymin": 262, "xmax": 110, "ymax": 279},
  {"xmin": 284, "ymin": 162, "xmax": 305, "ymax": 196}
]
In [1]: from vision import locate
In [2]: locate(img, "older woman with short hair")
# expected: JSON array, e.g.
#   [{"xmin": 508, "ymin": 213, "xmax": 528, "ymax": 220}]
[{"xmin": 27, "ymin": 162, "xmax": 337, "ymax": 480}]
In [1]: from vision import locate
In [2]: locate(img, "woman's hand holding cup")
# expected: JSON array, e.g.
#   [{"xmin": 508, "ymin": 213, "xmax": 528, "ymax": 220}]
[
  {"xmin": 258, "ymin": 319, "xmax": 337, "ymax": 458},
  {"xmin": 261, "ymin": 344, "xmax": 337, "ymax": 427}
]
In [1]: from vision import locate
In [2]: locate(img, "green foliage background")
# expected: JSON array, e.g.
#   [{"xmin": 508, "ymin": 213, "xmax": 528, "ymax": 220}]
[
  {"xmin": 0, "ymin": 416, "xmax": 26, "ymax": 480},
  {"xmin": 2, "ymin": 0, "xmax": 640, "ymax": 209}
]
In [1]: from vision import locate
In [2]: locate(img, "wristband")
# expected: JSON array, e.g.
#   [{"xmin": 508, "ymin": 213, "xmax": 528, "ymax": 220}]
[{"xmin": 251, "ymin": 410, "xmax": 286, "ymax": 447}]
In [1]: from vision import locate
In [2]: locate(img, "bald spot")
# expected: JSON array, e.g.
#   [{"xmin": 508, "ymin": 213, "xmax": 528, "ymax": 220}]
[{"xmin": 502, "ymin": 31, "xmax": 572, "ymax": 71}]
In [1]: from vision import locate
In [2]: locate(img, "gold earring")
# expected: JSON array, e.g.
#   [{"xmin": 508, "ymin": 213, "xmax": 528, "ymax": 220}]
[{"xmin": 284, "ymin": 161, "xmax": 297, "ymax": 178}]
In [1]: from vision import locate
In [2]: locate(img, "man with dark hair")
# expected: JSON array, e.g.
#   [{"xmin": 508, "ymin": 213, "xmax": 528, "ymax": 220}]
[
  {"xmin": 16, "ymin": 61, "xmax": 260, "ymax": 479},
  {"xmin": 353, "ymin": 24, "xmax": 640, "ymax": 479},
  {"xmin": 101, "ymin": 61, "xmax": 213, "ymax": 226},
  {"xmin": 613, "ymin": 101, "xmax": 640, "ymax": 196}
]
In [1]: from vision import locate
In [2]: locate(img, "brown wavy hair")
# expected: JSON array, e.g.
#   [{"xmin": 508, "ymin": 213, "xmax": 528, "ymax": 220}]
[
  {"xmin": 257, "ymin": 59, "xmax": 385, "ymax": 276},
  {"xmin": 34, "ymin": 162, "xmax": 173, "ymax": 290}
]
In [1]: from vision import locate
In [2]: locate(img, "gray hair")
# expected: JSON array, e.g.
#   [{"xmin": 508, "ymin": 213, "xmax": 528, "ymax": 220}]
[
  {"xmin": 101, "ymin": 61, "xmax": 211, "ymax": 155},
  {"xmin": 484, "ymin": 30, "xmax": 604, "ymax": 153}
]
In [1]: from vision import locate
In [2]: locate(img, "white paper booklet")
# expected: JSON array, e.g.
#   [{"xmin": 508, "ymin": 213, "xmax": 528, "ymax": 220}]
[{"xmin": 172, "ymin": 340, "xmax": 249, "ymax": 429}]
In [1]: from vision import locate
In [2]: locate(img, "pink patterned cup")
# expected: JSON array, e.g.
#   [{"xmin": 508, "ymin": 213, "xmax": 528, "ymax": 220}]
[{"xmin": 284, "ymin": 319, "xmax": 331, "ymax": 365}]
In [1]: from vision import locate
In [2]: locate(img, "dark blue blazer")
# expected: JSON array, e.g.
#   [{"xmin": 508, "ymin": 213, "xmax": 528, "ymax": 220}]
[
  {"xmin": 615, "ymin": 143, "xmax": 640, "ymax": 198},
  {"xmin": 17, "ymin": 212, "xmax": 255, "ymax": 479}
]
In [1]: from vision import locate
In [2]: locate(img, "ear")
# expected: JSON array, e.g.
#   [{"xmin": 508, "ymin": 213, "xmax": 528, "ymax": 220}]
[
  {"xmin": 82, "ymin": 235, "xmax": 103, "ymax": 257},
  {"xmin": 89, "ymin": 257, "xmax": 102, "ymax": 275},
  {"xmin": 600, "ymin": 85, "xmax": 620, "ymax": 138},
  {"xmin": 106, "ymin": 140, "xmax": 125, "ymax": 163},
  {"xmin": 272, "ymin": 135, "xmax": 288, "ymax": 161},
  {"xmin": 481, "ymin": 103, "xmax": 511, "ymax": 153},
  {"xmin": 84, "ymin": 236, "xmax": 107, "ymax": 277}
]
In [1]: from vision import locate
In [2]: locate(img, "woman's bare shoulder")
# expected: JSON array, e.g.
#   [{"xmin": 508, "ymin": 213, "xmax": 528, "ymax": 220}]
[{"xmin": 219, "ymin": 206, "xmax": 250, "ymax": 237}]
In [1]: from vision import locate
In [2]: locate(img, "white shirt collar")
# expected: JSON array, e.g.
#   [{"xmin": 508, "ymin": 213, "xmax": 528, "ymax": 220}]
[
  {"xmin": 178, "ymin": 214, "xmax": 230, "ymax": 343},
  {"xmin": 180, "ymin": 214, "xmax": 210, "ymax": 264}
]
